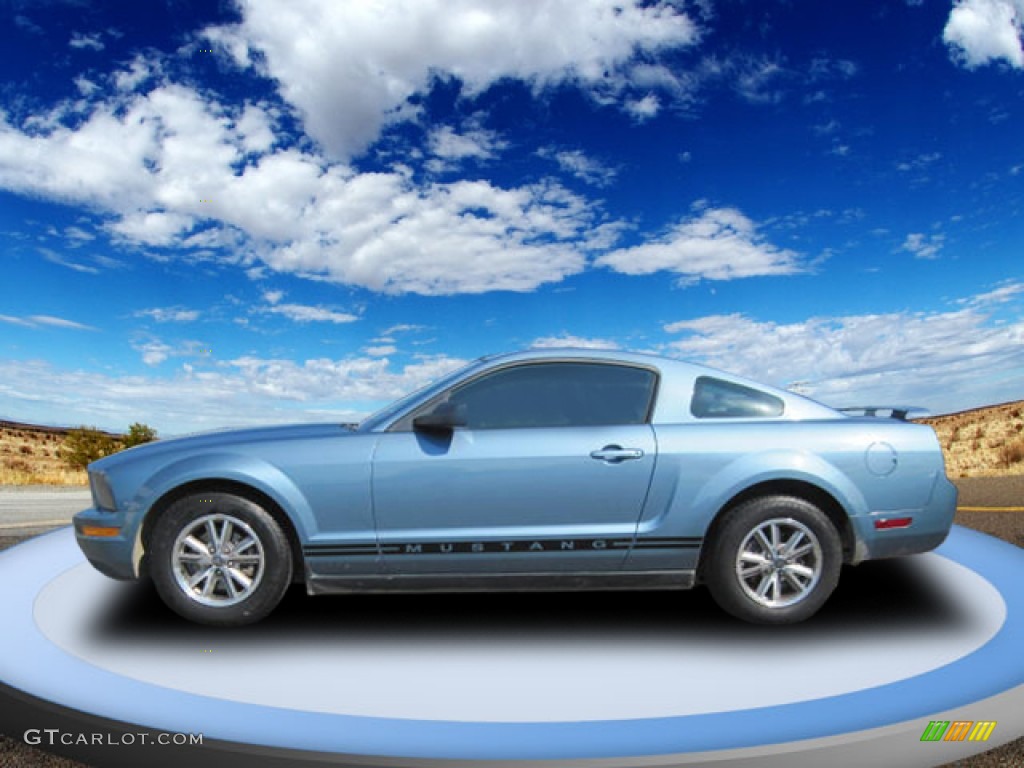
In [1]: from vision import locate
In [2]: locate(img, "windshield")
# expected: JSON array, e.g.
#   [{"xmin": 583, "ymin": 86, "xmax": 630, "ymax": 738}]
[{"xmin": 356, "ymin": 357, "xmax": 483, "ymax": 432}]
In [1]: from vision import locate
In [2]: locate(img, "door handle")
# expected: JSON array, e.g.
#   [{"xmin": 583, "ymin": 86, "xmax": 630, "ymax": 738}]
[{"xmin": 590, "ymin": 445, "xmax": 644, "ymax": 463}]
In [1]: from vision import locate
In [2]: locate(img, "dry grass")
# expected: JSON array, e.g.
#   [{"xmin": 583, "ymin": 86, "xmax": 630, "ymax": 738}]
[
  {"xmin": 918, "ymin": 400, "xmax": 1024, "ymax": 478},
  {"xmin": 0, "ymin": 422, "xmax": 91, "ymax": 486}
]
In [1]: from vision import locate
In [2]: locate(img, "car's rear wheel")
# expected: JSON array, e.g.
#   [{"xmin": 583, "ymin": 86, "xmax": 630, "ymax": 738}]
[
  {"xmin": 705, "ymin": 495, "xmax": 841, "ymax": 624},
  {"xmin": 149, "ymin": 492, "xmax": 292, "ymax": 626}
]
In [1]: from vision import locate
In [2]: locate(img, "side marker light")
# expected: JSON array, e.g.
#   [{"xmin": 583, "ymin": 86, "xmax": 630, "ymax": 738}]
[{"xmin": 874, "ymin": 517, "xmax": 912, "ymax": 530}]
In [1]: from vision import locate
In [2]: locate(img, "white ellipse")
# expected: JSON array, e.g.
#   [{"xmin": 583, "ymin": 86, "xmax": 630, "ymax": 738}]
[{"xmin": 34, "ymin": 554, "xmax": 1004, "ymax": 722}]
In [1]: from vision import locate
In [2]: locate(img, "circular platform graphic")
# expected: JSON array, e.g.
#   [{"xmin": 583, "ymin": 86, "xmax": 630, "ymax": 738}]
[{"xmin": 1, "ymin": 525, "xmax": 1023, "ymax": 767}]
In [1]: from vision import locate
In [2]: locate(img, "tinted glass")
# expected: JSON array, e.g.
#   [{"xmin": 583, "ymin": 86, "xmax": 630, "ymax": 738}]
[
  {"xmin": 443, "ymin": 363, "xmax": 656, "ymax": 429},
  {"xmin": 690, "ymin": 376, "xmax": 784, "ymax": 419}
]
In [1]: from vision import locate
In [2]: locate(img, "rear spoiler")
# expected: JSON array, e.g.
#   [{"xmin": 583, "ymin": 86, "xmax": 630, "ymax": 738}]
[{"xmin": 837, "ymin": 406, "xmax": 930, "ymax": 421}]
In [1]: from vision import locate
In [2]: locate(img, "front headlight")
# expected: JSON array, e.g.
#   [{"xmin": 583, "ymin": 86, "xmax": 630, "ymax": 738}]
[{"xmin": 89, "ymin": 471, "xmax": 117, "ymax": 511}]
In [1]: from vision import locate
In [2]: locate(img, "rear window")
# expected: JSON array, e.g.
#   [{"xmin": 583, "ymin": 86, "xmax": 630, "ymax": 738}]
[{"xmin": 690, "ymin": 376, "xmax": 784, "ymax": 419}]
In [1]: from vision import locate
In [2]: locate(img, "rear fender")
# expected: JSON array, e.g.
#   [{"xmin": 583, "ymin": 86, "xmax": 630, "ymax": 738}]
[{"xmin": 659, "ymin": 450, "xmax": 867, "ymax": 537}]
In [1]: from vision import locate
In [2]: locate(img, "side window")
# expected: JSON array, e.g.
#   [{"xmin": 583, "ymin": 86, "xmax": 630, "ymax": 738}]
[
  {"xmin": 690, "ymin": 376, "xmax": 784, "ymax": 419},
  {"xmin": 441, "ymin": 362, "xmax": 656, "ymax": 430}
]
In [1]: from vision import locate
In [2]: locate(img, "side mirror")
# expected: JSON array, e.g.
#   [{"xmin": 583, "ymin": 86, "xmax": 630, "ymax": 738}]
[{"xmin": 412, "ymin": 402, "xmax": 467, "ymax": 434}]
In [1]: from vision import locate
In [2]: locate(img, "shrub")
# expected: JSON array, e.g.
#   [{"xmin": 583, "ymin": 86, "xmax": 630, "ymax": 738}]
[
  {"xmin": 18, "ymin": 444, "xmax": 32, "ymax": 455},
  {"xmin": 123, "ymin": 422, "xmax": 158, "ymax": 449},
  {"xmin": 60, "ymin": 426, "xmax": 118, "ymax": 470},
  {"xmin": 999, "ymin": 439, "xmax": 1024, "ymax": 468}
]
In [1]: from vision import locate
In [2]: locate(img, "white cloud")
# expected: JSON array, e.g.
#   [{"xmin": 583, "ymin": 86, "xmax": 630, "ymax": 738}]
[
  {"xmin": 813, "ymin": 120, "xmax": 840, "ymax": 136},
  {"xmin": 114, "ymin": 54, "xmax": 159, "ymax": 92},
  {"xmin": 531, "ymin": 335, "xmax": 620, "ymax": 350},
  {"xmin": 596, "ymin": 206, "xmax": 802, "ymax": 283},
  {"xmin": 135, "ymin": 307, "xmax": 201, "ymax": 323},
  {"xmin": 960, "ymin": 280, "xmax": 1024, "ymax": 305},
  {"xmin": 662, "ymin": 286, "xmax": 1024, "ymax": 413},
  {"xmin": 0, "ymin": 354, "xmax": 468, "ymax": 435},
  {"xmin": 896, "ymin": 152, "xmax": 942, "ymax": 172},
  {"xmin": 64, "ymin": 225, "xmax": 95, "ymax": 242},
  {"xmin": 39, "ymin": 247, "xmax": 99, "ymax": 274},
  {"xmin": 625, "ymin": 94, "xmax": 661, "ymax": 121},
  {"xmin": 808, "ymin": 57, "xmax": 859, "ymax": 81},
  {"xmin": 74, "ymin": 76, "xmax": 101, "ymax": 96},
  {"xmin": 381, "ymin": 323, "xmax": 426, "ymax": 335},
  {"xmin": 132, "ymin": 338, "xmax": 210, "ymax": 366},
  {"xmin": 538, "ymin": 148, "xmax": 617, "ymax": 187},
  {"xmin": 234, "ymin": 103, "xmax": 276, "ymax": 154},
  {"xmin": 203, "ymin": 0, "xmax": 698, "ymax": 158},
  {"xmin": 0, "ymin": 98, "xmax": 157, "ymax": 211},
  {"xmin": 69, "ymin": 33, "xmax": 104, "ymax": 52},
  {"xmin": 902, "ymin": 232, "xmax": 944, "ymax": 259},
  {"xmin": 246, "ymin": 176, "xmax": 597, "ymax": 295},
  {"xmin": 109, "ymin": 211, "xmax": 196, "ymax": 246},
  {"xmin": 136, "ymin": 340, "xmax": 173, "ymax": 366},
  {"xmin": 729, "ymin": 56, "xmax": 789, "ymax": 104},
  {"xmin": 0, "ymin": 10, "xmax": 809, "ymax": 299},
  {"xmin": 365, "ymin": 345, "xmax": 398, "ymax": 357},
  {"xmin": 944, "ymin": 0, "xmax": 1024, "ymax": 69},
  {"xmin": 32, "ymin": 315, "xmax": 97, "ymax": 330},
  {"xmin": 0, "ymin": 73, "xmax": 603, "ymax": 296},
  {"xmin": 428, "ymin": 125, "xmax": 505, "ymax": 164},
  {"xmin": 0, "ymin": 314, "xmax": 96, "ymax": 331},
  {"xmin": 0, "ymin": 315, "xmax": 37, "ymax": 328},
  {"xmin": 15, "ymin": 15, "xmax": 44, "ymax": 35},
  {"xmin": 262, "ymin": 303, "xmax": 359, "ymax": 324}
]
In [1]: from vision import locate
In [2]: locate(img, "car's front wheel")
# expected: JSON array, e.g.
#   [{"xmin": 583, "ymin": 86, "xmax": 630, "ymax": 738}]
[
  {"xmin": 149, "ymin": 492, "xmax": 292, "ymax": 626},
  {"xmin": 705, "ymin": 495, "xmax": 841, "ymax": 624}
]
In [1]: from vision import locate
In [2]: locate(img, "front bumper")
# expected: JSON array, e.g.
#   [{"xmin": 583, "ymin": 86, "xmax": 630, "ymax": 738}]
[{"xmin": 73, "ymin": 507, "xmax": 139, "ymax": 581}]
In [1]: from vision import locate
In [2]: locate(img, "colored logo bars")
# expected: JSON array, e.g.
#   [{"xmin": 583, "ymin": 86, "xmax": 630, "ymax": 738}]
[{"xmin": 920, "ymin": 721, "xmax": 997, "ymax": 742}]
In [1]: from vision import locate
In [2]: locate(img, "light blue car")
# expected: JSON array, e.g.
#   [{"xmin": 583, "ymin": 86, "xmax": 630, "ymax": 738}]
[{"xmin": 74, "ymin": 349, "xmax": 957, "ymax": 626}]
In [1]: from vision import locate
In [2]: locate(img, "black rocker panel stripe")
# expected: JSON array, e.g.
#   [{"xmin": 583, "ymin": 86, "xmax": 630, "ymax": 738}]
[{"xmin": 304, "ymin": 537, "xmax": 702, "ymax": 557}]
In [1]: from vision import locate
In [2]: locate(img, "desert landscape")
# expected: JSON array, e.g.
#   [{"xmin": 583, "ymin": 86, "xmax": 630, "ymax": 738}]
[
  {"xmin": 2, "ymin": 401, "xmax": 1022, "ymax": 486},
  {"xmin": 919, "ymin": 400, "xmax": 1024, "ymax": 478},
  {"xmin": 0, "ymin": 421, "xmax": 91, "ymax": 486}
]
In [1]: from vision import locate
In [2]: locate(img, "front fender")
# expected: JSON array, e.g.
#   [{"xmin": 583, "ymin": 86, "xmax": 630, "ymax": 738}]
[{"xmin": 136, "ymin": 452, "xmax": 316, "ymax": 541}]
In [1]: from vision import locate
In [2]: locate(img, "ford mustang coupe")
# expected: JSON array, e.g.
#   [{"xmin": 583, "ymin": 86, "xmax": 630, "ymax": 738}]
[{"xmin": 74, "ymin": 349, "xmax": 957, "ymax": 626}]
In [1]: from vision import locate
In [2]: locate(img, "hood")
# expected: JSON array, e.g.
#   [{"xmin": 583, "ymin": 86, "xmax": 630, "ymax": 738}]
[{"xmin": 89, "ymin": 422, "xmax": 355, "ymax": 471}]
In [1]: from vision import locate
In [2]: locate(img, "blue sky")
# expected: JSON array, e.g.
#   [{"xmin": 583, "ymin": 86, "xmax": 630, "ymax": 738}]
[{"xmin": 0, "ymin": 0, "xmax": 1021, "ymax": 435}]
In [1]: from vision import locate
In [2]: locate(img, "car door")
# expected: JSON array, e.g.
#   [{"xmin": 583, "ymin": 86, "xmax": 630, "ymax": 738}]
[{"xmin": 371, "ymin": 361, "xmax": 658, "ymax": 573}]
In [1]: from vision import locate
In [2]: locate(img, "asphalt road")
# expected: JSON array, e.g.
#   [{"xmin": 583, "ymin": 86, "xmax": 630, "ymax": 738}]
[
  {"xmin": 955, "ymin": 476, "xmax": 1024, "ymax": 508},
  {"xmin": 0, "ymin": 487, "xmax": 90, "ymax": 536}
]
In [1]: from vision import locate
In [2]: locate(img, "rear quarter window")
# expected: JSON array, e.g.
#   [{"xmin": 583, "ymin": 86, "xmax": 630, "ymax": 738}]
[{"xmin": 690, "ymin": 376, "xmax": 784, "ymax": 419}]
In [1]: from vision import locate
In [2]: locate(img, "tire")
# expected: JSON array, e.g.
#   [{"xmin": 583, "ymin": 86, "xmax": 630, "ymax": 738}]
[
  {"xmin": 149, "ymin": 492, "xmax": 293, "ymax": 626},
  {"xmin": 705, "ymin": 495, "xmax": 841, "ymax": 625}
]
